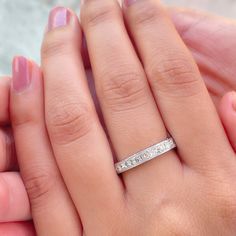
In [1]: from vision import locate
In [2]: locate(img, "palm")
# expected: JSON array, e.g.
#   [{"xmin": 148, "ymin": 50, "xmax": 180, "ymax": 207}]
[{"xmin": 172, "ymin": 9, "xmax": 236, "ymax": 106}]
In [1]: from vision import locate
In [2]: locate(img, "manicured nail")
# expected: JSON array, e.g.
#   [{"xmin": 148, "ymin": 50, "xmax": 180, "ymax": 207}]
[
  {"xmin": 48, "ymin": 7, "xmax": 71, "ymax": 31},
  {"xmin": 231, "ymin": 92, "xmax": 236, "ymax": 111},
  {"xmin": 123, "ymin": 0, "xmax": 138, "ymax": 7},
  {"xmin": 12, "ymin": 57, "xmax": 31, "ymax": 92}
]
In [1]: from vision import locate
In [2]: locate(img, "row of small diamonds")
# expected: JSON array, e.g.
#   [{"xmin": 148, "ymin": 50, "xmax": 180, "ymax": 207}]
[{"xmin": 116, "ymin": 138, "xmax": 176, "ymax": 173}]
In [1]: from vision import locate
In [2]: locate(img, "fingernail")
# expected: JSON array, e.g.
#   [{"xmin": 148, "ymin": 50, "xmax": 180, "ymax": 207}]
[
  {"xmin": 12, "ymin": 57, "xmax": 31, "ymax": 92},
  {"xmin": 231, "ymin": 92, "xmax": 236, "ymax": 111},
  {"xmin": 48, "ymin": 7, "xmax": 71, "ymax": 31},
  {"xmin": 123, "ymin": 0, "xmax": 137, "ymax": 7}
]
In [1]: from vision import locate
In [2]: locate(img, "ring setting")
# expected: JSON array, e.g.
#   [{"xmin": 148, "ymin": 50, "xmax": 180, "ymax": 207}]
[{"xmin": 115, "ymin": 138, "xmax": 176, "ymax": 174}]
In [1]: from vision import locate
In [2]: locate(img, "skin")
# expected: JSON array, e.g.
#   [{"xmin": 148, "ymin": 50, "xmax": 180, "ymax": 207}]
[
  {"xmin": 7, "ymin": 0, "xmax": 236, "ymax": 235},
  {"xmin": 1, "ymin": 2, "xmax": 236, "ymax": 235}
]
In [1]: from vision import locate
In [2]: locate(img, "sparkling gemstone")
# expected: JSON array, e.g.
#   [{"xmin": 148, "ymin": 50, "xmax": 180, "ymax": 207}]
[
  {"xmin": 126, "ymin": 160, "xmax": 132, "ymax": 167},
  {"xmin": 121, "ymin": 163, "xmax": 126, "ymax": 169},
  {"xmin": 131, "ymin": 159, "xmax": 137, "ymax": 165},
  {"xmin": 165, "ymin": 142, "xmax": 170, "ymax": 149},
  {"xmin": 143, "ymin": 153, "xmax": 149, "ymax": 159}
]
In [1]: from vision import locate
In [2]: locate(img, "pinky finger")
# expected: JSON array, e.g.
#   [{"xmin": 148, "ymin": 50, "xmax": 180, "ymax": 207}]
[
  {"xmin": 219, "ymin": 92, "xmax": 236, "ymax": 151},
  {"xmin": 0, "ymin": 221, "xmax": 35, "ymax": 236}
]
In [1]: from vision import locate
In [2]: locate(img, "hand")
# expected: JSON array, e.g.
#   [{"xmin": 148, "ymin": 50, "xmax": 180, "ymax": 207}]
[
  {"xmin": 10, "ymin": 1, "xmax": 236, "ymax": 235},
  {"xmin": 2, "ymin": 6, "xmax": 236, "ymax": 235}
]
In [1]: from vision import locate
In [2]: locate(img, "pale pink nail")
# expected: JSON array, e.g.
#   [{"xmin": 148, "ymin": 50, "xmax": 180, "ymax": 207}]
[
  {"xmin": 12, "ymin": 57, "xmax": 31, "ymax": 92},
  {"xmin": 123, "ymin": 0, "xmax": 138, "ymax": 6},
  {"xmin": 48, "ymin": 7, "xmax": 71, "ymax": 31}
]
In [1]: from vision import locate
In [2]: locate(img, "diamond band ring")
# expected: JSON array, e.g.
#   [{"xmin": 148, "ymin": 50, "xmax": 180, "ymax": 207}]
[{"xmin": 115, "ymin": 138, "xmax": 176, "ymax": 174}]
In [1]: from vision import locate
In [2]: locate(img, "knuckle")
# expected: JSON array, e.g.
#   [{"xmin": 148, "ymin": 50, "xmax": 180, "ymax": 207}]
[
  {"xmin": 81, "ymin": 1, "xmax": 117, "ymax": 27},
  {"xmin": 11, "ymin": 105, "xmax": 39, "ymax": 128},
  {"xmin": 24, "ymin": 169, "xmax": 56, "ymax": 208},
  {"xmin": 99, "ymin": 70, "xmax": 147, "ymax": 112},
  {"xmin": 41, "ymin": 33, "xmax": 77, "ymax": 59},
  {"xmin": 147, "ymin": 56, "xmax": 201, "ymax": 97},
  {"xmin": 47, "ymin": 100, "xmax": 93, "ymax": 144},
  {"xmin": 132, "ymin": 2, "xmax": 165, "ymax": 26}
]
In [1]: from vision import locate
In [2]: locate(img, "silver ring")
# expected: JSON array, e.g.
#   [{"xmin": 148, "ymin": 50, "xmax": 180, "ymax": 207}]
[{"xmin": 115, "ymin": 138, "xmax": 176, "ymax": 174}]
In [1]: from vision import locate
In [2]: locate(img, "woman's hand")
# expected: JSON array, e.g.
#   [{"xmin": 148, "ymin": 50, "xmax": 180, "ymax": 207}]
[{"xmin": 9, "ymin": 1, "xmax": 236, "ymax": 235}]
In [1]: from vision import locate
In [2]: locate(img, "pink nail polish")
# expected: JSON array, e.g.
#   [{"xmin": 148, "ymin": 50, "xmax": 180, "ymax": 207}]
[
  {"xmin": 123, "ymin": 0, "xmax": 137, "ymax": 7},
  {"xmin": 48, "ymin": 7, "xmax": 71, "ymax": 31},
  {"xmin": 12, "ymin": 57, "xmax": 31, "ymax": 92}
]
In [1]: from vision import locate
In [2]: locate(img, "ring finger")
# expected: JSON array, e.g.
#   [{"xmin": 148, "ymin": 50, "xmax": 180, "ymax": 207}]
[
  {"xmin": 80, "ymin": 0, "xmax": 181, "ymax": 194},
  {"xmin": 123, "ymin": 0, "xmax": 234, "ymax": 171}
]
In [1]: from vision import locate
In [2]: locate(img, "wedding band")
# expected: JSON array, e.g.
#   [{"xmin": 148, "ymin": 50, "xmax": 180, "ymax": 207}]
[{"xmin": 115, "ymin": 138, "xmax": 176, "ymax": 174}]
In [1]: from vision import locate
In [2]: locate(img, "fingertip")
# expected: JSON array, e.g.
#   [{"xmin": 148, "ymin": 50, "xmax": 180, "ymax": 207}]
[{"xmin": 42, "ymin": 7, "xmax": 82, "ymax": 62}]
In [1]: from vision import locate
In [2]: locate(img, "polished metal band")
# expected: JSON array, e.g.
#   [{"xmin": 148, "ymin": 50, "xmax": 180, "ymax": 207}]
[{"xmin": 115, "ymin": 138, "xmax": 176, "ymax": 174}]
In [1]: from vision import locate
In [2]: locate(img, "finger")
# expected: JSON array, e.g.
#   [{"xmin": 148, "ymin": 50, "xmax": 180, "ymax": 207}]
[
  {"xmin": 0, "ymin": 222, "xmax": 35, "ymax": 236},
  {"xmin": 219, "ymin": 92, "xmax": 236, "ymax": 151},
  {"xmin": 0, "ymin": 172, "xmax": 30, "ymax": 222},
  {"xmin": 11, "ymin": 57, "xmax": 82, "ymax": 235},
  {"xmin": 123, "ymin": 0, "xmax": 234, "ymax": 170},
  {"xmin": 0, "ymin": 128, "xmax": 18, "ymax": 171},
  {"xmin": 0, "ymin": 77, "xmax": 10, "ymax": 125},
  {"xmin": 42, "ymin": 7, "xmax": 124, "ymax": 231},
  {"xmin": 80, "ymin": 0, "xmax": 181, "ymax": 195}
]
